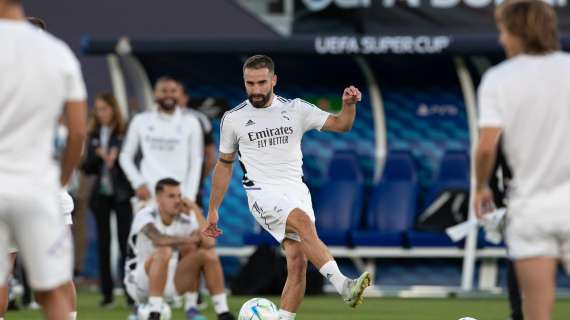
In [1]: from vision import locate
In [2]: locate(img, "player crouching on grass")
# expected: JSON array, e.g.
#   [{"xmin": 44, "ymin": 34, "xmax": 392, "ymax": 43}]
[{"xmin": 124, "ymin": 178, "xmax": 235, "ymax": 320}]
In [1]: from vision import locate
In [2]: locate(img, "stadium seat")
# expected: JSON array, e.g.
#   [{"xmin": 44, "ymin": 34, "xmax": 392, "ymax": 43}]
[
  {"xmin": 351, "ymin": 151, "xmax": 419, "ymax": 247},
  {"xmin": 313, "ymin": 151, "xmax": 364, "ymax": 246},
  {"xmin": 407, "ymin": 150, "xmax": 470, "ymax": 247}
]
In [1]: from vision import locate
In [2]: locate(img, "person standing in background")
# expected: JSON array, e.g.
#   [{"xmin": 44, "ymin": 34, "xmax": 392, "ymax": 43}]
[
  {"xmin": 82, "ymin": 93, "xmax": 134, "ymax": 308},
  {"xmin": 119, "ymin": 76, "xmax": 203, "ymax": 209}
]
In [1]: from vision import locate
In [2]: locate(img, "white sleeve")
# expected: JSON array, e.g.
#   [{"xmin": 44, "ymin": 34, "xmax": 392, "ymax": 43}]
[
  {"xmin": 119, "ymin": 115, "xmax": 146, "ymax": 189},
  {"xmin": 219, "ymin": 112, "xmax": 238, "ymax": 154},
  {"xmin": 183, "ymin": 116, "xmax": 204, "ymax": 201},
  {"xmin": 62, "ymin": 46, "xmax": 87, "ymax": 102},
  {"xmin": 130, "ymin": 208, "xmax": 155, "ymax": 235},
  {"xmin": 478, "ymin": 71, "xmax": 503, "ymax": 128},
  {"xmin": 297, "ymin": 99, "xmax": 331, "ymax": 132}
]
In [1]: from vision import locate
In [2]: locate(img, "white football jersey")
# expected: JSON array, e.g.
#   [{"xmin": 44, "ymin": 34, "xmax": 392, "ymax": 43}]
[
  {"xmin": 219, "ymin": 95, "xmax": 330, "ymax": 187},
  {"xmin": 119, "ymin": 108, "xmax": 204, "ymax": 200},
  {"xmin": 0, "ymin": 20, "xmax": 86, "ymax": 194},
  {"xmin": 127, "ymin": 206, "xmax": 199, "ymax": 266},
  {"xmin": 478, "ymin": 51, "xmax": 570, "ymax": 218}
]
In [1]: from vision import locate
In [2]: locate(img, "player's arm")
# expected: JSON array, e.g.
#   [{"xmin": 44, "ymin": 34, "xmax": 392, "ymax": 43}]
[
  {"xmin": 141, "ymin": 223, "xmax": 195, "ymax": 247},
  {"xmin": 203, "ymin": 151, "xmax": 236, "ymax": 238},
  {"xmin": 474, "ymin": 127, "xmax": 502, "ymax": 217},
  {"xmin": 119, "ymin": 117, "xmax": 150, "ymax": 200},
  {"xmin": 60, "ymin": 100, "xmax": 87, "ymax": 186},
  {"xmin": 192, "ymin": 206, "xmax": 216, "ymax": 249},
  {"xmin": 322, "ymin": 86, "xmax": 362, "ymax": 133}
]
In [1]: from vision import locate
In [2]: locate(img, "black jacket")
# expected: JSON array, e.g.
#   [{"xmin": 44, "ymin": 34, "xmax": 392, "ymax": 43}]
[{"xmin": 82, "ymin": 128, "xmax": 133, "ymax": 204}]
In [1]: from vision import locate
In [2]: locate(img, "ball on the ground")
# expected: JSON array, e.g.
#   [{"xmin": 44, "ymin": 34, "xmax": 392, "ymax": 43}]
[
  {"xmin": 137, "ymin": 303, "xmax": 172, "ymax": 320},
  {"xmin": 238, "ymin": 297, "xmax": 279, "ymax": 320}
]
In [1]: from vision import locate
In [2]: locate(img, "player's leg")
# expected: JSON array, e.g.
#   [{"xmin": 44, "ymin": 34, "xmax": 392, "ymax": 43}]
[
  {"xmin": 514, "ymin": 257, "xmax": 556, "ymax": 320},
  {"xmin": 279, "ymin": 239, "xmax": 308, "ymax": 320},
  {"xmin": 0, "ymin": 253, "xmax": 16, "ymax": 319},
  {"xmin": 286, "ymin": 208, "xmax": 370, "ymax": 307},
  {"xmin": 144, "ymin": 246, "xmax": 172, "ymax": 316},
  {"xmin": 174, "ymin": 244, "xmax": 207, "ymax": 320},
  {"xmin": 62, "ymin": 280, "xmax": 77, "ymax": 320}
]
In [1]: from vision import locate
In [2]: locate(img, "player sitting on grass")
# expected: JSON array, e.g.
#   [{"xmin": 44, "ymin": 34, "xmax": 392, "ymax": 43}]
[{"xmin": 124, "ymin": 178, "xmax": 234, "ymax": 320}]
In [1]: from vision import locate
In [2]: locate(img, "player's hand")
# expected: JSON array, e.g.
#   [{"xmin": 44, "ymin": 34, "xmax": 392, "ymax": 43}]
[
  {"xmin": 475, "ymin": 186, "xmax": 495, "ymax": 219},
  {"xmin": 136, "ymin": 185, "xmax": 151, "ymax": 201},
  {"xmin": 203, "ymin": 209, "xmax": 222, "ymax": 238},
  {"xmin": 342, "ymin": 86, "xmax": 362, "ymax": 106},
  {"xmin": 181, "ymin": 198, "xmax": 201, "ymax": 215}
]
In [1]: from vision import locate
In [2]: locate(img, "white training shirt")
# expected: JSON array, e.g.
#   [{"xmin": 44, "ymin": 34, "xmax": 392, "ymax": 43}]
[
  {"xmin": 127, "ymin": 206, "xmax": 199, "ymax": 265},
  {"xmin": 220, "ymin": 95, "xmax": 330, "ymax": 186},
  {"xmin": 119, "ymin": 108, "xmax": 204, "ymax": 200},
  {"xmin": 0, "ymin": 20, "xmax": 86, "ymax": 194},
  {"xmin": 478, "ymin": 51, "xmax": 570, "ymax": 217}
]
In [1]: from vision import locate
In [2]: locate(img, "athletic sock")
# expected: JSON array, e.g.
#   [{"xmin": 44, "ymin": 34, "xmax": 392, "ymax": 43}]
[
  {"xmin": 148, "ymin": 296, "xmax": 164, "ymax": 313},
  {"xmin": 184, "ymin": 292, "xmax": 199, "ymax": 311},
  {"xmin": 212, "ymin": 293, "xmax": 229, "ymax": 314},
  {"xmin": 278, "ymin": 309, "xmax": 296, "ymax": 320},
  {"xmin": 319, "ymin": 260, "xmax": 348, "ymax": 294}
]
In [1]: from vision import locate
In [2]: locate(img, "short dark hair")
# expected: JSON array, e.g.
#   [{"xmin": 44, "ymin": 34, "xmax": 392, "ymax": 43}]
[
  {"xmin": 496, "ymin": 0, "xmax": 560, "ymax": 54},
  {"xmin": 243, "ymin": 55, "xmax": 275, "ymax": 73},
  {"xmin": 154, "ymin": 76, "xmax": 178, "ymax": 89},
  {"xmin": 155, "ymin": 178, "xmax": 180, "ymax": 194},
  {"xmin": 27, "ymin": 17, "xmax": 46, "ymax": 30}
]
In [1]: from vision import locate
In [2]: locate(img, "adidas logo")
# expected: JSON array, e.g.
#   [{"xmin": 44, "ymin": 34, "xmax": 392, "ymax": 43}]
[{"xmin": 245, "ymin": 120, "xmax": 255, "ymax": 126}]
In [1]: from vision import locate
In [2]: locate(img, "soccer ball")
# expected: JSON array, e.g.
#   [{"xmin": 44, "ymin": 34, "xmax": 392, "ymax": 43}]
[
  {"xmin": 238, "ymin": 297, "xmax": 279, "ymax": 320},
  {"xmin": 137, "ymin": 303, "xmax": 172, "ymax": 320},
  {"xmin": 458, "ymin": 318, "xmax": 478, "ymax": 320}
]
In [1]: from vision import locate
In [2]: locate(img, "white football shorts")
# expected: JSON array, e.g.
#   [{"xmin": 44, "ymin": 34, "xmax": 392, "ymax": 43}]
[
  {"xmin": 245, "ymin": 182, "xmax": 315, "ymax": 243},
  {"xmin": 124, "ymin": 257, "xmax": 178, "ymax": 303},
  {"xmin": 0, "ymin": 190, "xmax": 72, "ymax": 290},
  {"xmin": 506, "ymin": 214, "xmax": 570, "ymax": 273}
]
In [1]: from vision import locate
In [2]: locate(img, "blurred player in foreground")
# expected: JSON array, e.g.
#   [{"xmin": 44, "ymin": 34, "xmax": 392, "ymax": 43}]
[{"xmin": 475, "ymin": 1, "xmax": 570, "ymax": 319}]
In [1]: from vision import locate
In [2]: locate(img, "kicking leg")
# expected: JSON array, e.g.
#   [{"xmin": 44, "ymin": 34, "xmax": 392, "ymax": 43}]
[{"xmin": 286, "ymin": 208, "xmax": 370, "ymax": 308}]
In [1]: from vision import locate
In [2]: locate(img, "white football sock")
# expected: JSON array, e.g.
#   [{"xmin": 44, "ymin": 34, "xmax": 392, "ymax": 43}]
[
  {"xmin": 69, "ymin": 311, "xmax": 77, "ymax": 320},
  {"xmin": 148, "ymin": 296, "xmax": 164, "ymax": 312},
  {"xmin": 184, "ymin": 292, "xmax": 198, "ymax": 311},
  {"xmin": 212, "ymin": 293, "xmax": 229, "ymax": 314},
  {"xmin": 319, "ymin": 260, "xmax": 348, "ymax": 294},
  {"xmin": 278, "ymin": 309, "xmax": 296, "ymax": 320}
]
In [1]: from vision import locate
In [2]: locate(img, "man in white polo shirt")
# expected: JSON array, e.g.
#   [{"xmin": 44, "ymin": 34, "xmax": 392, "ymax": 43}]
[
  {"xmin": 475, "ymin": 1, "xmax": 570, "ymax": 319},
  {"xmin": 120, "ymin": 76, "xmax": 204, "ymax": 210},
  {"xmin": 0, "ymin": 1, "xmax": 87, "ymax": 319}
]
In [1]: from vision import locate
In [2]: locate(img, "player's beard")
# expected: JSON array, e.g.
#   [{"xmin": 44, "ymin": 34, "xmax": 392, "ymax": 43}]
[
  {"xmin": 157, "ymin": 97, "xmax": 178, "ymax": 112},
  {"xmin": 248, "ymin": 92, "xmax": 272, "ymax": 108}
]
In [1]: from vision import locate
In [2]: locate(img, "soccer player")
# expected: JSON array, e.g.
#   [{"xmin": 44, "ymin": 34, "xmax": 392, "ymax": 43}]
[
  {"xmin": 475, "ymin": 1, "xmax": 570, "ymax": 319},
  {"xmin": 204, "ymin": 55, "xmax": 371, "ymax": 320},
  {"xmin": 119, "ymin": 77, "xmax": 204, "ymax": 210},
  {"xmin": 0, "ymin": 1, "xmax": 87, "ymax": 320},
  {"xmin": 124, "ymin": 178, "xmax": 234, "ymax": 320}
]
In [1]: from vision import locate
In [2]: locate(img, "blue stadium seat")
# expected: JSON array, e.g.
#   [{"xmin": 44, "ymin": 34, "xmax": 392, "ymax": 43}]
[
  {"xmin": 351, "ymin": 151, "xmax": 419, "ymax": 247},
  {"xmin": 313, "ymin": 151, "xmax": 364, "ymax": 246},
  {"xmin": 407, "ymin": 150, "xmax": 470, "ymax": 247}
]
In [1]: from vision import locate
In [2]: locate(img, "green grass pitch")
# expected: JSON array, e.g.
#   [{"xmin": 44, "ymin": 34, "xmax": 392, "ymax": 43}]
[{"xmin": 5, "ymin": 291, "xmax": 570, "ymax": 319}]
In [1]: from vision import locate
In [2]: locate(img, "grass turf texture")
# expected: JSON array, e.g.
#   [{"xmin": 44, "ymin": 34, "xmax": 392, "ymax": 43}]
[{"xmin": 5, "ymin": 291, "xmax": 570, "ymax": 319}]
